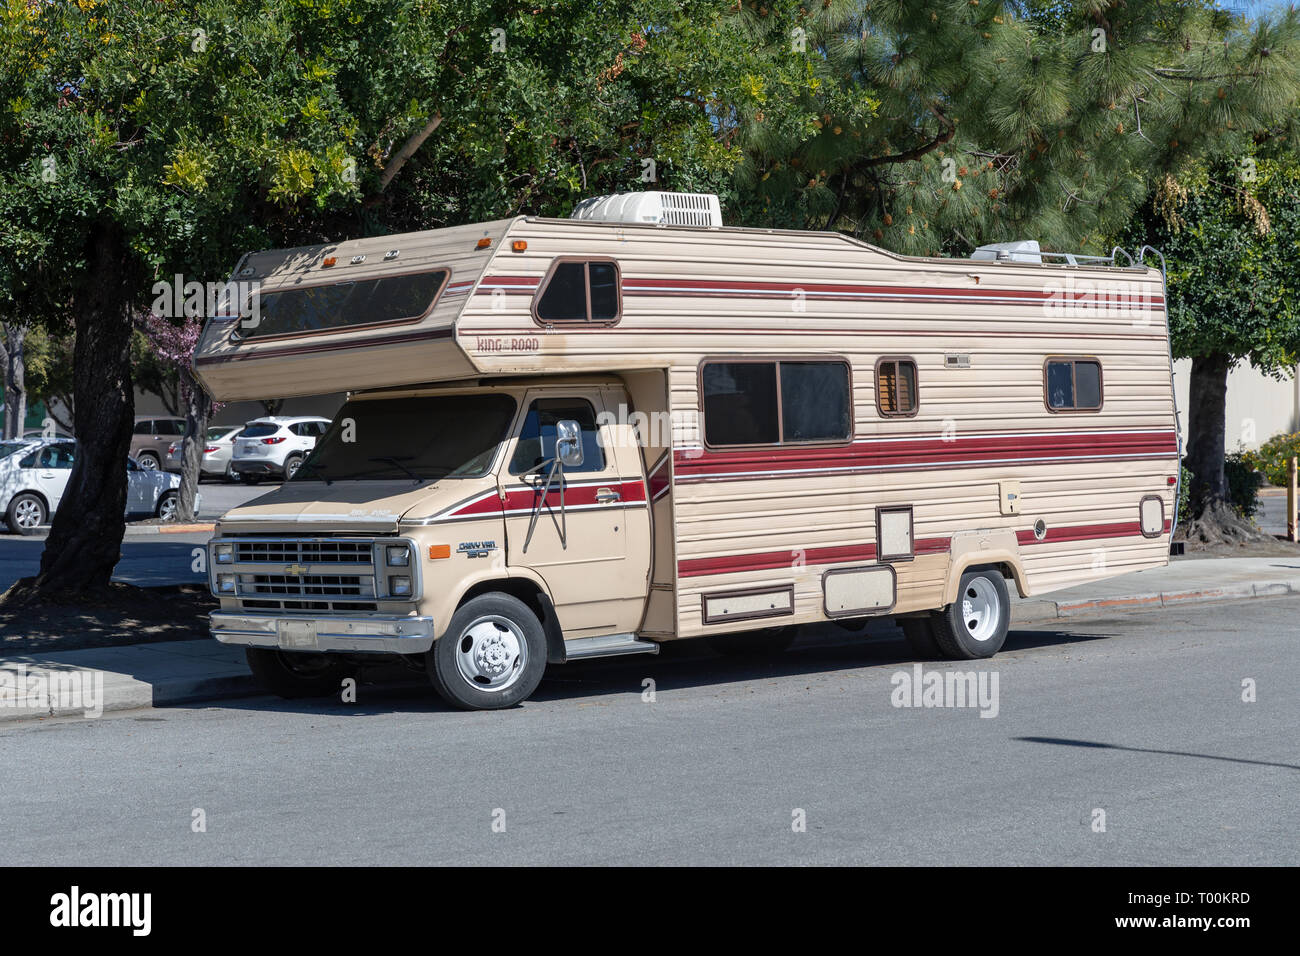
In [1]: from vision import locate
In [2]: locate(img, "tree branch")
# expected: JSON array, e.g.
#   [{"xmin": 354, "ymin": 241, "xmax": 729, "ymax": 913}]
[{"xmin": 378, "ymin": 112, "xmax": 444, "ymax": 192}]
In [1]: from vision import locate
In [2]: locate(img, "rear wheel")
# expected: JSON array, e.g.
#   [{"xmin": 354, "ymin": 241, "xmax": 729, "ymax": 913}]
[
  {"xmin": 930, "ymin": 569, "xmax": 1010, "ymax": 660},
  {"xmin": 6, "ymin": 493, "xmax": 46, "ymax": 535},
  {"xmin": 707, "ymin": 624, "xmax": 798, "ymax": 657},
  {"xmin": 428, "ymin": 593, "xmax": 547, "ymax": 710},
  {"xmin": 137, "ymin": 452, "xmax": 160, "ymax": 470},
  {"xmin": 245, "ymin": 647, "xmax": 350, "ymax": 699},
  {"xmin": 283, "ymin": 455, "xmax": 303, "ymax": 480}
]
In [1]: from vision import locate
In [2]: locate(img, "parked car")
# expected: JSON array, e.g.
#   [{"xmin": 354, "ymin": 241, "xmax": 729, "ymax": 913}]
[
  {"xmin": 164, "ymin": 424, "xmax": 246, "ymax": 481},
  {"xmin": 130, "ymin": 416, "xmax": 187, "ymax": 470},
  {"xmin": 230, "ymin": 416, "xmax": 330, "ymax": 482},
  {"xmin": 0, "ymin": 439, "xmax": 192, "ymax": 534}
]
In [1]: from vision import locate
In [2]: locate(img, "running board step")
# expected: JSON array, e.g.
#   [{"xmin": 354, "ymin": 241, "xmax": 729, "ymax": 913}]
[{"xmin": 564, "ymin": 633, "xmax": 661, "ymax": 661}]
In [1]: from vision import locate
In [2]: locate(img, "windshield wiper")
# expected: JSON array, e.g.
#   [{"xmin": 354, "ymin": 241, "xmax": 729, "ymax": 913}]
[{"xmin": 367, "ymin": 456, "xmax": 426, "ymax": 483}]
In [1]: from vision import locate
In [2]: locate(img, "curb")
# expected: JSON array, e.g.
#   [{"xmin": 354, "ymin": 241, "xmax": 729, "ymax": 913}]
[
  {"xmin": 0, "ymin": 669, "xmax": 259, "ymax": 724},
  {"xmin": 123, "ymin": 523, "xmax": 215, "ymax": 536},
  {"xmin": 1011, "ymin": 578, "xmax": 1300, "ymax": 623}
]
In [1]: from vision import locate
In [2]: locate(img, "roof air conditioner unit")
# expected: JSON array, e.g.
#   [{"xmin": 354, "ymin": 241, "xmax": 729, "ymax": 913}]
[
  {"xmin": 971, "ymin": 240, "xmax": 1043, "ymax": 263},
  {"xmin": 569, "ymin": 191, "xmax": 722, "ymax": 228}
]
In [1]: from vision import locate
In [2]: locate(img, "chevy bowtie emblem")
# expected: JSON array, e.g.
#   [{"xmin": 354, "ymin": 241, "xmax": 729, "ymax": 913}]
[{"xmin": 284, "ymin": 564, "xmax": 308, "ymax": 576}]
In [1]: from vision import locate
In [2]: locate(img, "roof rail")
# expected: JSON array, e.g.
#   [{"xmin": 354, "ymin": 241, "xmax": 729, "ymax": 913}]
[{"xmin": 972, "ymin": 240, "xmax": 1136, "ymax": 268}]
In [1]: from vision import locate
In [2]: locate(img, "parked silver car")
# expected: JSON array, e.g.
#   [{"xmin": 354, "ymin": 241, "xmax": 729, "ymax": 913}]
[
  {"xmin": 0, "ymin": 439, "xmax": 191, "ymax": 534},
  {"xmin": 165, "ymin": 424, "xmax": 246, "ymax": 481}
]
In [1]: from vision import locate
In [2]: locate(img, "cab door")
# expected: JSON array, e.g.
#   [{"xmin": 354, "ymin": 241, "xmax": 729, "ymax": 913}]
[{"xmin": 500, "ymin": 390, "xmax": 650, "ymax": 639}]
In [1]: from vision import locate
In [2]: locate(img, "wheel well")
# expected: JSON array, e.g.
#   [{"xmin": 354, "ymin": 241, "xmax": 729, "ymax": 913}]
[
  {"xmin": 457, "ymin": 579, "xmax": 566, "ymax": 663},
  {"xmin": 966, "ymin": 561, "xmax": 1024, "ymax": 596}
]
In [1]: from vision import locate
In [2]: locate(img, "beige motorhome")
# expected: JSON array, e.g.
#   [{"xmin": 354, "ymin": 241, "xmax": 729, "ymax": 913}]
[{"xmin": 195, "ymin": 192, "xmax": 1180, "ymax": 710}]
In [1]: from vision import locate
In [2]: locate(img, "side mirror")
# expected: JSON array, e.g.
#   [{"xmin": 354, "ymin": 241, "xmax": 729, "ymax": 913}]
[{"xmin": 555, "ymin": 420, "xmax": 584, "ymax": 467}]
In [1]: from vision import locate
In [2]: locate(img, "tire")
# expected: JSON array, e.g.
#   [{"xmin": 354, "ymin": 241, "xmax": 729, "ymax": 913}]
[
  {"xmin": 156, "ymin": 491, "xmax": 179, "ymax": 521},
  {"xmin": 283, "ymin": 455, "xmax": 303, "ymax": 480},
  {"xmin": 137, "ymin": 452, "xmax": 160, "ymax": 470},
  {"xmin": 245, "ymin": 647, "xmax": 350, "ymax": 699},
  {"xmin": 930, "ymin": 569, "xmax": 1010, "ymax": 660},
  {"xmin": 899, "ymin": 616, "xmax": 945, "ymax": 660},
  {"xmin": 225, "ymin": 465, "xmax": 242, "ymax": 483},
  {"xmin": 427, "ymin": 593, "xmax": 547, "ymax": 710},
  {"xmin": 707, "ymin": 624, "xmax": 798, "ymax": 658},
  {"xmin": 6, "ymin": 493, "xmax": 47, "ymax": 535}
]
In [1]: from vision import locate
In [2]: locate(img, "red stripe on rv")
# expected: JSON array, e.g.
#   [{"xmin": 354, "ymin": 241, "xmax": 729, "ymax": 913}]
[{"xmin": 673, "ymin": 431, "xmax": 1179, "ymax": 477}]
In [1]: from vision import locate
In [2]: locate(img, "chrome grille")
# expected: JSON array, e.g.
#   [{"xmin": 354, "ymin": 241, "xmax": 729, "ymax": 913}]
[
  {"xmin": 234, "ymin": 539, "xmax": 374, "ymax": 566},
  {"xmin": 245, "ymin": 573, "xmax": 369, "ymax": 598}
]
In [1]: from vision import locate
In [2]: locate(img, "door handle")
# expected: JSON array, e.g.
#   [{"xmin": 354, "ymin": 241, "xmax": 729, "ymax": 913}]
[{"xmin": 595, "ymin": 487, "xmax": 621, "ymax": 503}]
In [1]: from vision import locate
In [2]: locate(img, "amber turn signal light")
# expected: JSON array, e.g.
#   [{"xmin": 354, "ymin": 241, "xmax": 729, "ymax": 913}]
[
  {"xmin": 511, "ymin": 240, "xmax": 527, "ymax": 252},
  {"xmin": 428, "ymin": 544, "xmax": 451, "ymax": 560},
  {"xmin": 476, "ymin": 238, "xmax": 492, "ymax": 249}
]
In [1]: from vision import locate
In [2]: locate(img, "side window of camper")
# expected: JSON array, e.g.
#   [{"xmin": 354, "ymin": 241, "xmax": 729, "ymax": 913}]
[
  {"xmin": 1045, "ymin": 358, "xmax": 1102, "ymax": 411},
  {"xmin": 875, "ymin": 358, "xmax": 918, "ymax": 417},
  {"xmin": 701, "ymin": 359, "xmax": 851, "ymax": 447},
  {"xmin": 509, "ymin": 398, "xmax": 607, "ymax": 474},
  {"xmin": 534, "ymin": 260, "xmax": 621, "ymax": 325}
]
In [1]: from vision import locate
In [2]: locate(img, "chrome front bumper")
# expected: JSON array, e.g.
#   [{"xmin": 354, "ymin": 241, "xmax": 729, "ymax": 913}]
[{"xmin": 211, "ymin": 612, "xmax": 436, "ymax": 654}]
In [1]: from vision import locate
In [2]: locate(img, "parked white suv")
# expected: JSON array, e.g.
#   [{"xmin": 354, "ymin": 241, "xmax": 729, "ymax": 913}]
[{"xmin": 230, "ymin": 416, "xmax": 330, "ymax": 483}]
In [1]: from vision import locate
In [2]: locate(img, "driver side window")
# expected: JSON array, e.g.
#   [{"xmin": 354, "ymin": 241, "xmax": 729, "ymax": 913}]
[{"xmin": 508, "ymin": 398, "xmax": 606, "ymax": 475}]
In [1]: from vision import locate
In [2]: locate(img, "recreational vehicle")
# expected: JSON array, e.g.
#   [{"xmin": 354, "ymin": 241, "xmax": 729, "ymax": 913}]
[{"xmin": 194, "ymin": 192, "xmax": 1180, "ymax": 710}]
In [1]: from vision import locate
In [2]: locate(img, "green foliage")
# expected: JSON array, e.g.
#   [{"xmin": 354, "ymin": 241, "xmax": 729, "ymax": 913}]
[
  {"xmin": 1126, "ymin": 156, "xmax": 1300, "ymax": 371},
  {"xmin": 1225, "ymin": 451, "xmax": 1264, "ymax": 518},
  {"xmin": 1243, "ymin": 430, "xmax": 1300, "ymax": 485},
  {"xmin": 1182, "ymin": 453, "xmax": 1263, "ymax": 518}
]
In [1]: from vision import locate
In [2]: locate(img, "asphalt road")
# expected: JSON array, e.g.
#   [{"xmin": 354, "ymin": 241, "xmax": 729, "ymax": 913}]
[
  {"xmin": 0, "ymin": 598, "xmax": 1293, "ymax": 865},
  {"xmin": 0, "ymin": 534, "xmax": 213, "ymax": 593}
]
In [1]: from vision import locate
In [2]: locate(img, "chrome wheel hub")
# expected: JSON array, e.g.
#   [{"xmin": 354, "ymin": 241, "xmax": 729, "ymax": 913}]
[
  {"xmin": 961, "ymin": 577, "xmax": 1000, "ymax": 642},
  {"xmin": 14, "ymin": 500, "xmax": 41, "ymax": 528},
  {"xmin": 455, "ymin": 616, "xmax": 526, "ymax": 692}
]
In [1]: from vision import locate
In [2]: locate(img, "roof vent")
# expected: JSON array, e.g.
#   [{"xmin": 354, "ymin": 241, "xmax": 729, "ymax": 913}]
[
  {"xmin": 971, "ymin": 240, "xmax": 1042, "ymax": 264},
  {"xmin": 569, "ymin": 191, "xmax": 723, "ymax": 228}
]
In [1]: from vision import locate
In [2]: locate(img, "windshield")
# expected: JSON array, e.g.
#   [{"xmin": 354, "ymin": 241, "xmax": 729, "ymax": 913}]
[
  {"xmin": 0, "ymin": 441, "xmax": 31, "ymax": 460},
  {"xmin": 206, "ymin": 426, "xmax": 238, "ymax": 441},
  {"xmin": 293, "ymin": 394, "xmax": 517, "ymax": 482}
]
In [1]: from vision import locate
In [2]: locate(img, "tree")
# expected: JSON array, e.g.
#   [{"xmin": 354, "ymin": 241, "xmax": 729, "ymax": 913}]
[
  {"xmin": 136, "ymin": 312, "xmax": 208, "ymax": 522},
  {"xmin": 1126, "ymin": 157, "xmax": 1300, "ymax": 545},
  {"xmin": 0, "ymin": 321, "xmax": 27, "ymax": 438}
]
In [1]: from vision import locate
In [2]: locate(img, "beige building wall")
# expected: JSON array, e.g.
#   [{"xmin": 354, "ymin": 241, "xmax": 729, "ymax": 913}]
[{"xmin": 1171, "ymin": 359, "xmax": 1300, "ymax": 452}]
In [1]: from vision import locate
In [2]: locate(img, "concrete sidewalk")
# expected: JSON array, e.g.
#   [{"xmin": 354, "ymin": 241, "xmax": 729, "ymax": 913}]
[{"xmin": 2, "ymin": 555, "xmax": 1298, "ymax": 723}]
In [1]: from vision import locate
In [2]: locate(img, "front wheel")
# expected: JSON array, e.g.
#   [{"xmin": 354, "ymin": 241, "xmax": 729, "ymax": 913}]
[
  {"xmin": 930, "ymin": 569, "xmax": 1010, "ymax": 660},
  {"xmin": 245, "ymin": 647, "xmax": 350, "ymax": 699},
  {"xmin": 427, "ymin": 593, "xmax": 547, "ymax": 710},
  {"xmin": 6, "ymin": 492, "xmax": 47, "ymax": 535}
]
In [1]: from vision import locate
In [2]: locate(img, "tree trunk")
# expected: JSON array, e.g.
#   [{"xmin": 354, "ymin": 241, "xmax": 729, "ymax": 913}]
[
  {"xmin": 1179, "ymin": 351, "xmax": 1270, "ymax": 547},
  {"xmin": 8, "ymin": 223, "xmax": 137, "ymax": 603},
  {"xmin": 0, "ymin": 323, "xmax": 26, "ymax": 439},
  {"xmin": 176, "ymin": 369, "xmax": 212, "ymax": 523},
  {"xmin": 1184, "ymin": 352, "xmax": 1230, "ymax": 510}
]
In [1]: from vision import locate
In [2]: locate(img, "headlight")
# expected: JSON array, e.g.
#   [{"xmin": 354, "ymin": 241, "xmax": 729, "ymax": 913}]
[
  {"xmin": 217, "ymin": 574, "xmax": 236, "ymax": 594},
  {"xmin": 388, "ymin": 575, "xmax": 411, "ymax": 597},
  {"xmin": 386, "ymin": 545, "xmax": 410, "ymax": 566},
  {"xmin": 214, "ymin": 544, "xmax": 233, "ymax": 564}
]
